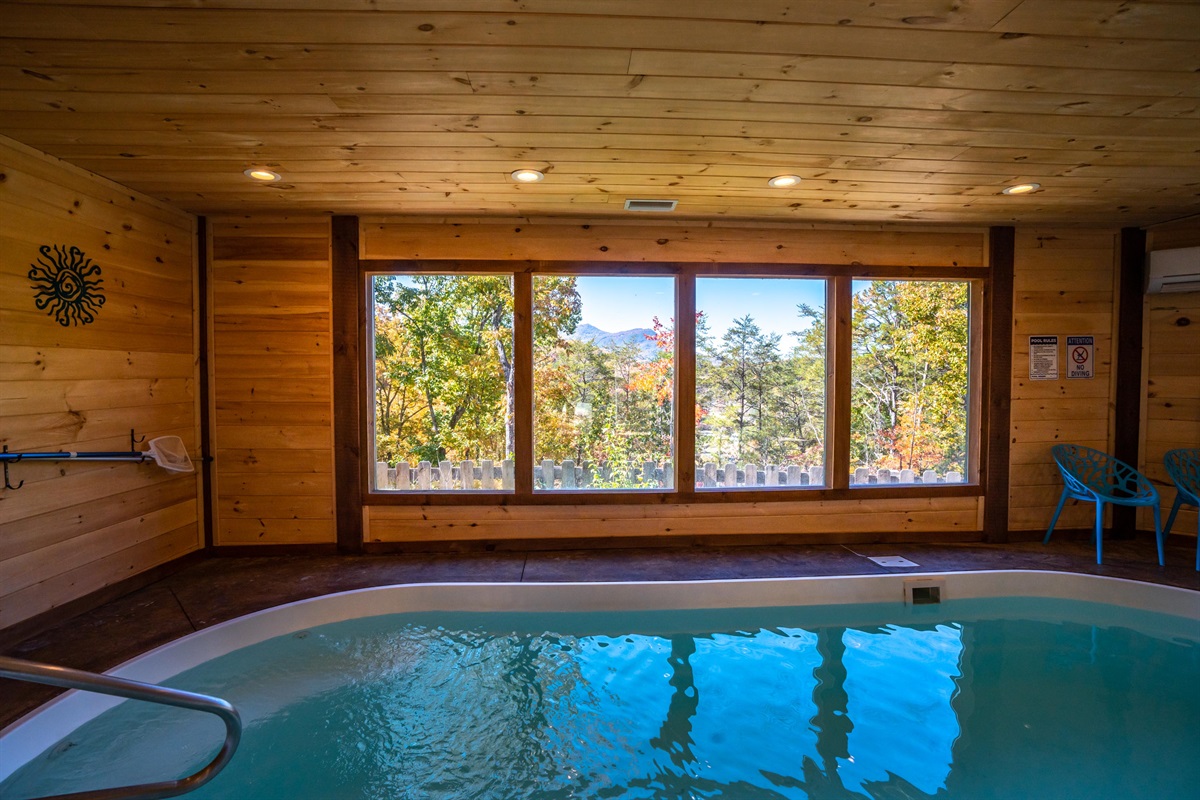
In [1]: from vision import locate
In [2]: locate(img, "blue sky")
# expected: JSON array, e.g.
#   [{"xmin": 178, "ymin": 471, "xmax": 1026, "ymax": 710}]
[
  {"xmin": 577, "ymin": 276, "xmax": 826, "ymax": 346},
  {"xmin": 385, "ymin": 274, "xmax": 828, "ymax": 347}
]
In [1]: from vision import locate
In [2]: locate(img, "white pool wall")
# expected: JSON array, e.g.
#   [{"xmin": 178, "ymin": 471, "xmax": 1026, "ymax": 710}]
[{"xmin": 2, "ymin": 570, "xmax": 1198, "ymax": 782}]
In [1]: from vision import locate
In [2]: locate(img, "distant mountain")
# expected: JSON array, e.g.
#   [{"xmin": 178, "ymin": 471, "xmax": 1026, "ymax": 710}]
[{"xmin": 572, "ymin": 323, "xmax": 659, "ymax": 359}]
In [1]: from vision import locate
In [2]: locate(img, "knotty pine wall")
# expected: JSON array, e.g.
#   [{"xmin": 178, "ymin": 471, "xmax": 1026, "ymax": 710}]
[
  {"xmin": 208, "ymin": 218, "xmax": 336, "ymax": 545},
  {"xmin": 1008, "ymin": 229, "xmax": 1119, "ymax": 532},
  {"xmin": 1140, "ymin": 221, "xmax": 1200, "ymax": 539},
  {"xmin": 0, "ymin": 136, "xmax": 201, "ymax": 629}
]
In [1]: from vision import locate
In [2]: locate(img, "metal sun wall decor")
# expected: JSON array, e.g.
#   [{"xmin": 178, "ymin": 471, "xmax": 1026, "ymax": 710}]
[{"xmin": 29, "ymin": 244, "xmax": 106, "ymax": 326}]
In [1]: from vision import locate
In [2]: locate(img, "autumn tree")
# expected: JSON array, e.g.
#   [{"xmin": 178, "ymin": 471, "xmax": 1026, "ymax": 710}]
[
  {"xmin": 373, "ymin": 274, "xmax": 580, "ymax": 466},
  {"xmin": 374, "ymin": 275, "xmax": 966, "ymax": 490},
  {"xmin": 850, "ymin": 280, "xmax": 968, "ymax": 475},
  {"xmin": 535, "ymin": 330, "xmax": 674, "ymax": 486}
]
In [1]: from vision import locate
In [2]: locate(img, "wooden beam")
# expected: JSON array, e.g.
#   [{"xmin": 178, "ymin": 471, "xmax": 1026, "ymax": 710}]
[
  {"xmin": 830, "ymin": 277, "xmax": 851, "ymax": 490},
  {"xmin": 984, "ymin": 226, "xmax": 1015, "ymax": 543},
  {"xmin": 1111, "ymin": 227, "xmax": 1148, "ymax": 537},
  {"xmin": 331, "ymin": 215, "xmax": 362, "ymax": 552},
  {"xmin": 675, "ymin": 270, "xmax": 696, "ymax": 497},
  {"xmin": 513, "ymin": 271, "xmax": 534, "ymax": 496},
  {"xmin": 198, "ymin": 215, "xmax": 214, "ymax": 550}
]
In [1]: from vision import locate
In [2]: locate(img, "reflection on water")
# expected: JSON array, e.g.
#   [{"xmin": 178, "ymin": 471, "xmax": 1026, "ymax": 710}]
[
  {"xmin": 650, "ymin": 635, "xmax": 700, "ymax": 769},
  {"xmin": 4, "ymin": 602, "xmax": 1198, "ymax": 800},
  {"xmin": 809, "ymin": 627, "xmax": 853, "ymax": 794}
]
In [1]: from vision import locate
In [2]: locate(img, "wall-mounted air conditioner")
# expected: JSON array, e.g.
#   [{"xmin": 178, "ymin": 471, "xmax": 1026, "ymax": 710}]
[{"xmin": 1146, "ymin": 246, "xmax": 1200, "ymax": 294}]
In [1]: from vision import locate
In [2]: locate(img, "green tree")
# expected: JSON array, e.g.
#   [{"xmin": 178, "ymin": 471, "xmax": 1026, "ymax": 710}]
[
  {"xmin": 373, "ymin": 274, "xmax": 580, "ymax": 467},
  {"xmin": 779, "ymin": 304, "xmax": 827, "ymax": 466},
  {"xmin": 534, "ymin": 315, "xmax": 676, "ymax": 488},
  {"xmin": 850, "ymin": 281, "xmax": 968, "ymax": 475},
  {"xmin": 698, "ymin": 315, "xmax": 784, "ymax": 465}
]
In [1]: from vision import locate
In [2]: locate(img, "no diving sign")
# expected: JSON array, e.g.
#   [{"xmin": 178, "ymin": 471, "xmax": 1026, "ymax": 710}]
[{"xmin": 1067, "ymin": 335, "xmax": 1094, "ymax": 379}]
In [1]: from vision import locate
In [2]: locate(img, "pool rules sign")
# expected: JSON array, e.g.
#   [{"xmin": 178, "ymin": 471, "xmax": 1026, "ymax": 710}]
[
  {"xmin": 1067, "ymin": 335, "xmax": 1095, "ymax": 379},
  {"xmin": 1029, "ymin": 336, "xmax": 1059, "ymax": 380},
  {"xmin": 1029, "ymin": 335, "xmax": 1095, "ymax": 380}
]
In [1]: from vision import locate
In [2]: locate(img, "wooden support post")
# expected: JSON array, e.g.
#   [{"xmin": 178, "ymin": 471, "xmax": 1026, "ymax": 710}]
[
  {"xmin": 830, "ymin": 277, "xmax": 852, "ymax": 490},
  {"xmin": 514, "ymin": 272, "xmax": 534, "ymax": 496},
  {"xmin": 197, "ymin": 215, "xmax": 214, "ymax": 550},
  {"xmin": 984, "ymin": 226, "xmax": 1015, "ymax": 543},
  {"xmin": 331, "ymin": 215, "xmax": 363, "ymax": 553},
  {"xmin": 1112, "ymin": 227, "xmax": 1148, "ymax": 537},
  {"xmin": 676, "ymin": 270, "xmax": 696, "ymax": 496}
]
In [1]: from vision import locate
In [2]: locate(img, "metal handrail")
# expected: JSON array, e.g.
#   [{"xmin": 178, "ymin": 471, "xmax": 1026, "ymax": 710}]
[{"xmin": 0, "ymin": 656, "xmax": 242, "ymax": 800}]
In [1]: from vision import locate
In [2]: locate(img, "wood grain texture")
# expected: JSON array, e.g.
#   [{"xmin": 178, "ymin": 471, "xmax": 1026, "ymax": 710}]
[
  {"xmin": 1, "ymin": 3, "xmax": 1198, "ymax": 225},
  {"xmin": 1007, "ymin": 227, "xmax": 1117, "ymax": 531},
  {"xmin": 1138, "ymin": 219, "xmax": 1200, "ymax": 540},
  {"xmin": 362, "ymin": 219, "xmax": 988, "ymax": 264},
  {"xmin": 365, "ymin": 496, "xmax": 984, "ymax": 542},
  {"xmin": 1139, "ymin": 288, "xmax": 1200, "ymax": 540},
  {"xmin": 0, "ymin": 136, "xmax": 200, "ymax": 629},
  {"xmin": 984, "ymin": 226, "xmax": 1014, "ymax": 542},
  {"xmin": 1111, "ymin": 227, "xmax": 1146, "ymax": 534},
  {"xmin": 331, "ymin": 214, "xmax": 362, "ymax": 551},
  {"xmin": 209, "ymin": 216, "xmax": 336, "ymax": 546}
]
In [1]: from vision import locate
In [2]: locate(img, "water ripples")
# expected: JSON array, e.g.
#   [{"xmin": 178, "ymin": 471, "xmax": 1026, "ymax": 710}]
[{"xmin": 4, "ymin": 602, "xmax": 1198, "ymax": 800}]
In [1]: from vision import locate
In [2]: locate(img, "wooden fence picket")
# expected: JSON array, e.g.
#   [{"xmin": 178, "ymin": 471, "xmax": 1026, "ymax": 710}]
[{"xmin": 373, "ymin": 457, "xmax": 954, "ymax": 490}]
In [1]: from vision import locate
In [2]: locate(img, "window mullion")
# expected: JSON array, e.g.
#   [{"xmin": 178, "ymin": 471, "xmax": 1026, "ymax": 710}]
[
  {"xmin": 514, "ymin": 270, "xmax": 534, "ymax": 497},
  {"xmin": 969, "ymin": 280, "xmax": 986, "ymax": 485},
  {"xmin": 676, "ymin": 269, "xmax": 697, "ymax": 497},
  {"xmin": 830, "ymin": 276, "xmax": 852, "ymax": 490}
]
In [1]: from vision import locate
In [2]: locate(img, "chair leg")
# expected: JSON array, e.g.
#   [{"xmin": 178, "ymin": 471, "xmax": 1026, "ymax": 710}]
[
  {"xmin": 1094, "ymin": 500, "xmax": 1105, "ymax": 565},
  {"xmin": 1163, "ymin": 494, "xmax": 1183, "ymax": 537},
  {"xmin": 1044, "ymin": 488, "xmax": 1070, "ymax": 544},
  {"xmin": 1152, "ymin": 503, "xmax": 1164, "ymax": 567}
]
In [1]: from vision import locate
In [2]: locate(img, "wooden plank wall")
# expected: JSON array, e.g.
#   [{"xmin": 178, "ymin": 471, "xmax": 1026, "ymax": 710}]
[
  {"xmin": 1140, "ymin": 220, "xmax": 1200, "ymax": 539},
  {"xmin": 0, "ymin": 135, "xmax": 200, "ymax": 629},
  {"xmin": 360, "ymin": 218, "xmax": 988, "ymax": 266},
  {"xmin": 208, "ymin": 217, "xmax": 336, "ymax": 545},
  {"xmin": 360, "ymin": 217, "xmax": 986, "ymax": 543},
  {"xmin": 1008, "ymin": 229, "xmax": 1117, "ymax": 531},
  {"xmin": 368, "ymin": 497, "xmax": 983, "ymax": 543}
]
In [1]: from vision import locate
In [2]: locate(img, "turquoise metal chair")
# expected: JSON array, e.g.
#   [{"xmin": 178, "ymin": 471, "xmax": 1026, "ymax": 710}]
[
  {"xmin": 1162, "ymin": 448, "xmax": 1200, "ymax": 571},
  {"xmin": 1044, "ymin": 444, "xmax": 1163, "ymax": 566}
]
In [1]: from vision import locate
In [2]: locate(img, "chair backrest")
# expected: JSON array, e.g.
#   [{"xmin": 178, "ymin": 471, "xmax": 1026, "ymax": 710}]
[
  {"xmin": 1051, "ymin": 443, "xmax": 1156, "ymax": 502},
  {"xmin": 1164, "ymin": 448, "xmax": 1200, "ymax": 503}
]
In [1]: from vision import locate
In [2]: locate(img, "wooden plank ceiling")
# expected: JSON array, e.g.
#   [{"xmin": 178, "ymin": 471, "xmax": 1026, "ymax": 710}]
[{"xmin": 2, "ymin": 0, "xmax": 1199, "ymax": 225}]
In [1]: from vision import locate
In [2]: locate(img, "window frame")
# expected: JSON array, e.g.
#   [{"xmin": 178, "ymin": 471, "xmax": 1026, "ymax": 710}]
[
  {"xmin": 843, "ymin": 275, "xmax": 978, "ymax": 489},
  {"xmin": 357, "ymin": 259, "xmax": 986, "ymax": 506}
]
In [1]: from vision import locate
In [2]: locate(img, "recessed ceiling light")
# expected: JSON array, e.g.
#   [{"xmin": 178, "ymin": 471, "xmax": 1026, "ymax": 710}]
[
  {"xmin": 244, "ymin": 168, "xmax": 281, "ymax": 182},
  {"xmin": 768, "ymin": 174, "xmax": 802, "ymax": 188},
  {"xmin": 1002, "ymin": 182, "xmax": 1041, "ymax": 195},
  {"xmin": 511, "ymin": 169, "xmax": 545, "ymax": 183}
]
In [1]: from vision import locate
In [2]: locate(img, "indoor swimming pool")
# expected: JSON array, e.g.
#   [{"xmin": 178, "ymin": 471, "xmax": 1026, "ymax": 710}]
[{"xmin": 2, "ymin": 572, "xmax": 1198, "ymax": 800}]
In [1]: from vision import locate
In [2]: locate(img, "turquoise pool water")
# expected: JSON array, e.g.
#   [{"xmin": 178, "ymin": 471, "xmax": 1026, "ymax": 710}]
[{"xmin": 3, "ymin": 597, "xmax": 1198, "ymax": 799}]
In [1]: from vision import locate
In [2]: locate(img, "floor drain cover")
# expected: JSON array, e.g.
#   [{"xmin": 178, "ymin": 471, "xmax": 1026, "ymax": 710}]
[{"xmin": 867, "ymin": 555, "xmax": 920, "ymax": 568}]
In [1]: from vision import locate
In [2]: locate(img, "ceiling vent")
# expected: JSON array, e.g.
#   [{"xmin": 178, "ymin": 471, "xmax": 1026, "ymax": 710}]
[
  {"xmin": 1146, "ymin": 247, "xmax": 1200, "ymax": 294},
  {"xmin": 624, "ymin": 199, "xmax": 677, "ymax": 212}
]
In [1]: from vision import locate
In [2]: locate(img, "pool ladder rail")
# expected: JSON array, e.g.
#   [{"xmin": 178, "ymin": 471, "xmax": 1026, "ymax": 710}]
[{"xmin": 0, "ymin": 656, "xmax": 242, "ymax": 800}]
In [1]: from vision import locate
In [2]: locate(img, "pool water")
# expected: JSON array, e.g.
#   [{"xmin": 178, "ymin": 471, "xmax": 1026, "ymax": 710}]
[{"xmin": 3, "ymin": 598, "xmax": 1198, "ymax": 799}]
